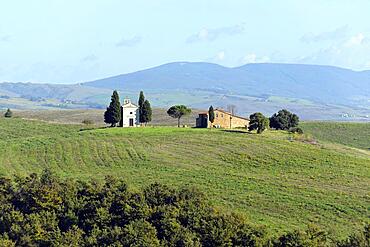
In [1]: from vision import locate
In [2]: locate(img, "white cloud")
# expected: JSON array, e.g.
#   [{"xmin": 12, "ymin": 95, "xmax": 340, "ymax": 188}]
[
  {"xmin": 297, "ymin": 27, "xmax": 370, "ymax": 70},
  {"xmin": 0, "ymin": 35, "xmax": 11, "ymax": 42},
  {"xmin": 81, "ymin": 54, "xmax": 98, "ymax": 62},
  {"xmin": 204, "ymin": 51, "xmax": 227, "ymax": 63},
  {"xmin": 216, "ymin": 51, "xmax": 225, "ymax": 61},
  {"xmin": 241, "ymin": 53, "xmax": 270, "ymax": 64},
  {"xmin": 186, "ymin": 24, "xmax": 245, "ymax": 43},
  {"xmin": 297, "ymin": 32, "xmax": 370, "ymax": 70},
  {"xmin": 345, "ymin": 33, "xmax": 365, "ymax": 47},
  {"xmin": 242, "ymin": 53, "xmax": 257, "ymax": 63},
  {"xmin": 116, "ymin": 35, "xmax": 142, "ymax": 47},
  {"xmin": 197, "ymin": 28, "xmax": 209, "ymax": 41},
  {"xmin": 365, "ymin": 61, "xmax": 370, "ymax": 70},
  {"xmin": 301, "ymin": 26, "xmax": 350, "ymax": 43}
]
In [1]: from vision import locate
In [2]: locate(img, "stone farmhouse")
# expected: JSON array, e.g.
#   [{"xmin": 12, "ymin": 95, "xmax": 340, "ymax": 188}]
[
  {"xmin": 119, "ymin": 99, "xmax": 140, "ymax": 127},
  {"xmin": 196, "ymin": 109, "xmax": 249, "ymax": 129}
]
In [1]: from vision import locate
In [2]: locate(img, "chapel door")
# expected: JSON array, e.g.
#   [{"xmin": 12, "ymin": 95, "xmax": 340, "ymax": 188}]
[{"xmin": 129, "ymin": 118, "xmax": 134, "ymax": 126}]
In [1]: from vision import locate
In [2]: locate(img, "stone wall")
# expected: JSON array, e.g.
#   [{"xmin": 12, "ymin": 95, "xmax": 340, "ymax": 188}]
[{"xmin": 212, "ymin": 110, "xmax": 249, "ymax": 128}]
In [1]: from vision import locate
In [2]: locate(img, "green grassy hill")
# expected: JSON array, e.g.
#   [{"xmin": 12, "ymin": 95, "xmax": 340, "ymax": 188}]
[
  {"xmin": 301, "ymin": 122, "xmax": 370, "ymax": 150},
  {"xmin": 0, "ymin": 117, "xmax": 369, "ymax": 237}
]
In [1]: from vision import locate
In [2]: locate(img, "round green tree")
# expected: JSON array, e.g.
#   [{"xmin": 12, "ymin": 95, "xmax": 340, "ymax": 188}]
[
  {"xmin": 269, "ymin": 109, "xmax": 299, "ymax": 130},
  {"xmin": 248, "ymin": 112, "xmax": 269, "ymax": 134},
  {"xmin": 167, "ymin": 105, "xmax": 191, "ymax": 127}
]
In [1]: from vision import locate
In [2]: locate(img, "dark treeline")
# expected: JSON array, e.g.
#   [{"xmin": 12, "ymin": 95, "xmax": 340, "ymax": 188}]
[{"xmin": 0, "ymin": 170, "xmax": 368, "ymax": 246}]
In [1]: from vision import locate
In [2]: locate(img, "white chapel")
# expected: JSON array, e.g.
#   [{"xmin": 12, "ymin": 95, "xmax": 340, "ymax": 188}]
[{"xmin": 120, "ymin": 98, "xmax": 140, "ymax": 127}]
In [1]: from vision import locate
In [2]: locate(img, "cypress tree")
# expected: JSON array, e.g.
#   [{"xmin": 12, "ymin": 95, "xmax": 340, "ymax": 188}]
[
  {"xmin": 104, "ymin": 90, "xmax": 121, "ymax": 127},
  {"xmin": 141, "ymin": 100, "xmax": 152, "ymax": 126},
  {"xmin": 208, "ymin": 106, "xmax": 215, "ymax": 128},
  {"xmin": 138, "ymin": 91, "xmax": 145, "ymax": 124}
]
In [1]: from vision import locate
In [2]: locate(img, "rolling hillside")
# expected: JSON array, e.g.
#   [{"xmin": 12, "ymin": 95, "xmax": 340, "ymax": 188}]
[
  {"xmin": 0, "ymin": 117, "xmax": 369, "ymax": 237},
  {"xmin": 301, "ymin": 122, "xmax": 370, "ymax": 150},
  {"xmin": 0, "ymin": 82, "xmax": 112, "ymax": 109},
  {"xmin": 1, "ymin": 62, "xmax": 370, "ymax": 120}
]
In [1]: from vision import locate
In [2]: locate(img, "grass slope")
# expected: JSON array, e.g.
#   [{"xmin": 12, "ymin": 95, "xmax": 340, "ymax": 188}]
[
  {"xmin": 301, "ymin": 122, "xmax": 370, "ymax": 150},
  {"xmin": 0, "ymin": 117, "xmax": 369, "ymax": 237}
]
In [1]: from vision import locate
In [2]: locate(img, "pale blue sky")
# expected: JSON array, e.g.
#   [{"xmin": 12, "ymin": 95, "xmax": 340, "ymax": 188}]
[{"xmin": 1, "ymin": 0, "xmax": 370, "ymax": 83}]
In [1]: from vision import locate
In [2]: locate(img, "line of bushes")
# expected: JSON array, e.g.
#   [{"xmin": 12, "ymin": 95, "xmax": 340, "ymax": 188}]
[{"xmin": 0, "ymin": 170, "xmax": 368, "ymax": 246}]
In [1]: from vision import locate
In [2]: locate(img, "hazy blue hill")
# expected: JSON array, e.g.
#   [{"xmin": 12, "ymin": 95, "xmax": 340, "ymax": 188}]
[
  {"xmin": 1, "ymin": 62, "xmax": 369, "ymax": 120},
  {"xmin": 234, "ymin": 63, "xmax": 370, "ymax": 104},
  {"xmin": 83, "ymin": 62, "xmax": 235, "ymax": 90},
  {"xmin": 0, "ymin": 82, "xmax": 112, "ymax": 109},
  {"xmin": 0, "ymin": 82, "xmax": 111, "ymax": 101},
  {"xmin": 83, "ymin": 62, "xmax": 370, "ymax": 107}
]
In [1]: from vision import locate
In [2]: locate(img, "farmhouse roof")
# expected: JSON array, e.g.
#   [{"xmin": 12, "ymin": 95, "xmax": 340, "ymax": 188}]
[{"xmin": 214, "ymin": 109, "xmax": 250, "ymax": 121}]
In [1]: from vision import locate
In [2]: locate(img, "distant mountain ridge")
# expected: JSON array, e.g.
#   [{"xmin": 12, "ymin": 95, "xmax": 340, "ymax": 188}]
[
  {"xmin": 1, "ymin": 62, "xmax": 369, "ymax": 120},
  {"xmin": 83, "ymin": 62, "xmax": 370, "ymax": 107}
]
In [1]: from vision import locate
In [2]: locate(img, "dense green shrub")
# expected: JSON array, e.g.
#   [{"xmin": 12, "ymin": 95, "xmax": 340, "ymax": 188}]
[
  {"xmin": 337, "ymin": 224, "xmax": 370, "ymax": 247},
  {"xmin": 248, "ymin": 112, "xmax": 269, "ymax": 134},
  {"xmin": 0, "ymin": 170, "xmax": 368, "ymax": 246},
  {"xmin": 270, "ymin": 109, "xmax": 299, "ymax": 130},
  {"xmin": 82, "ymin": 119, "xmax": 94, "ymax": 125},
  {"xmin": 0, "ymin": 170, "xmax": 266, "ymax": 246},
  {"xmin": 289, "ymin": 127, "xmax": 304, "ymax": 134},
  {"xmin": 3, "ymin": 108, "xmax": 12, "ymax": 118}
]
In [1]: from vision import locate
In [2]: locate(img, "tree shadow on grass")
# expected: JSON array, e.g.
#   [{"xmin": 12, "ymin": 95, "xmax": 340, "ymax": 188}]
[
  {"xmin": 79, "ymin": 126, "xmax": 108, "ymax": 132},
  {"xmin": 221, "ymin": 129, "xmax": 251, "ymax": 134}
]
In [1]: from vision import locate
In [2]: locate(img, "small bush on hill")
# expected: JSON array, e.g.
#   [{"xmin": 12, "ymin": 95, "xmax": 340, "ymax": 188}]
[
  {"xmin": 289, "ymin": 127, "xmax": 304, "ymax": 134},
  {"xmin": 4, "ymin": 108, "xmax": 12, "ymax": 118},
  {"xmin": 82, "ymin": 119, "xmax": 94, "ymax": 125},
  {"xmin": 337, "ymin": 224, "xmax": 370, "ymax": 247}
]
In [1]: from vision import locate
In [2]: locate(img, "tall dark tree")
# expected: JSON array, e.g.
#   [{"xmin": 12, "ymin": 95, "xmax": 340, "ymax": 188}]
[
  {"xmin": 248, "ymin": 112, "xmax": 269, "ymax": 134},
  {"xmin": 141, "ymin": 100, "xmax": 152, "ymax": 126},
  {"xmin": 137, "ymin": 91, "xmax": 145, "ymax": 124},
  {"xmin": 269, "ymin": 109, "xmax": 299, "ymax": 130},
  {"xmin": 4, "ymin": 108, "xmax": 12, "ymax": 118},
  {"xmin": 208, "ymin": 106, "xmax": 215, "ymax": 128},
  {"xmin": 138, "ymin": 91, "xmax": 145, "ymax": 108},
  {"xmin": 104, "ymin": 90, "xmax": 121, "ymax": 127},
  {"xmin": 138, "ymin": 91, "xmax": 145, "ymax": 124},
  {"xmin": 167, "ymin": 105, "xmax": 191, "ymax": 127}
]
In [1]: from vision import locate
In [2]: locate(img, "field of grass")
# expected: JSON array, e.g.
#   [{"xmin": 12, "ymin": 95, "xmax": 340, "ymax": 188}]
[
  {"xmin": 0, "ymin": 117, "xmax": 369, "ymax": 237},
  {"xmin": 301, "ymin": 121, "xmax": 370, "ymax": 150}
]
